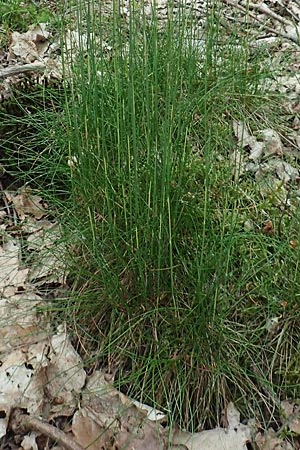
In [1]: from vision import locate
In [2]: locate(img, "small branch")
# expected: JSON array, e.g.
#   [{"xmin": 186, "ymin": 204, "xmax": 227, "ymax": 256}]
[
  {"xmin": 10, "ymin": 409, "xmax": 84, "ymax": 450},
  {"xmin": 222, "ymin": 0, "xmax": 300, "ymax": 45},
  {"xmin": 0, "ymin": 62, "xmax": 45, "ymax": 79},
  {"xmin": 239, "ymin": 0, "xmax": 291, "ymax": 26}
]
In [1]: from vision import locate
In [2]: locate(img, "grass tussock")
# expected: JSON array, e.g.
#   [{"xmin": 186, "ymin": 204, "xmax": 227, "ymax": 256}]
[{"xmin": 2, "ymin": 0, "xmax": 300, "ymax": 431}]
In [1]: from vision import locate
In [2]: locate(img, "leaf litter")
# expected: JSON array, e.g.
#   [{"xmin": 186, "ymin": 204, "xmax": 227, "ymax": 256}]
[
  {"xmin": 0, "ymin": 186, "xmax": 298, "ymax": 447},
  {"xmin": 0, "ymin": 184, "xmax": 267, "ymax": 450},
  {"xmin": 1, "ymin": 2, "xmax": 300, "ymax": 449},
  {"xmin": 232, "ymin": 120, "xmax": 300, "ymax": 207}
]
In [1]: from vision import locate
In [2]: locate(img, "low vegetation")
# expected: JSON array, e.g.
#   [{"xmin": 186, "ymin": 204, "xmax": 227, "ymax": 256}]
[{"xmin": 2, "ymin": 0, "xmax": 300, "ymax": 432}]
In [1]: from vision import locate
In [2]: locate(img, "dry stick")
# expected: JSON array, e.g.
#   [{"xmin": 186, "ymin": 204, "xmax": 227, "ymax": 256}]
[
  {"xmin": 10, "ymin": 409, "xmax": 84, "ymax": 450},
  {"xmin": 239, "ymin": 0, "xmax": 291, "ymax": 26},
  {"xmin": 222, "ymin": 6, "xmax": 272, "ymax": 34},
  {"xmin": 224, "ymin": 11, "xmax": 285, "ymax": 43},
  {"xmin": 0, "ymin": 62, "xmax": 45, "ymax": 79},
  {"xmin": 223, "ymin": 0, "xmax": 300, "ymax": 45},
  {"xmin": 279, "ymin": 3, "xmax": 300, "ymax": 23}
]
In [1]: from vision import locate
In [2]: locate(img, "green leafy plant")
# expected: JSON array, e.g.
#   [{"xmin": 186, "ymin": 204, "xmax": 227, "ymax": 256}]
[{"xmin": 0, "ymin": 0, "xmax": 52, "ymax": 31}]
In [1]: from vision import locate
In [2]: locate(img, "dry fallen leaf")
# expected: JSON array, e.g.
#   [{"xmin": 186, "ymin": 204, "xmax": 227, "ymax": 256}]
[
  {"xmin": 45, "ymin": 326, "xmax": 86, "ymax": 417},
  {"xmin": 9, "ymin": 23, "xmax": 50, "ymax": 63},
  {"xmin": 0, "ymin": 292, "xmax": 48, "ymax": 352},
  {"xmin": 116, "ymin": 420, "xmax": 165, "ymax": 450},
  {"xmin": 0, "ymin": 350, "xmax": 47, "ymax": 438},
  {"xmin": 21, "ymin": 432, "xmax": 39, "ymax": 450},
  {"xmin": 0, "ymin": 238, "xmax": 29, "ymax": 292},
  {"xmin": 27, "ymin": 224, "xmax": 67, "ymax": 285},
  {"xmin": 4, "ymin": 188, "xmax": 47, "ymax": 220},
  {"xmin": 262, "ymin": 220, "xmax": 275, "ymax": 236},
  {"xmin": 72, "ymin": 414, "xmax": 110, "ymax": 450},
  {"xmin": 281, "ymin": 400, "xmax": 300, "ymax": 435},
  {"xmin": 289, "ymin": 240, "xmax": 299, "ymax": 249},
  {"xmin": 72, "ymin": 370, "xmax": 167, "ymax": 450},
  {"xmin": 255, "ymin": 428, "xmax": 294, "ymax": 450},
  {"xmin": 249, "ymin": 141, "xmax": 265, "ymax": 161},
  {"xmin": 230, "ymin": 149, "xmax": 244, "ymax": 181},
  {"xmin": 270, "ymin": 160, "xmax": 299, "ymax": 183},
  {"xmin": 131, "ymin": 399, "xmax": 166, "ymax": 422},
  {"xmin": 233, "ymin": 121, "xmax": 256, "ymax": 148},
  {"xmin": 255, "ymin": 168, "xmax": 287, "ymax": 204},
  {"xmin": 232, "ymin": 120, "xmax": 264, "ymax": 161},
  {"xmin": 260, "ymin": 129, "xmax": 283, "ymax": 157},
  {"xmin": 171, "ymin": 402, "xmax": 252, "ymax": 450}
]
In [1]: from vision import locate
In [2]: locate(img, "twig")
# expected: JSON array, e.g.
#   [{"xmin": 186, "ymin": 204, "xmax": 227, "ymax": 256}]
[
  {"xmin": 9, "ymin": 409, "xmax": 84, "ymax": 450},
  {"xmin": 0, "ymin": 62, "xmax": 45, "ymax": 79},
  {"xmin": 239, "ymin": 0, "xmax": 291, "ymax": 26},
  {"xmin": 222, "ymin": 0, "xmax": 300, "ymax": 45}
]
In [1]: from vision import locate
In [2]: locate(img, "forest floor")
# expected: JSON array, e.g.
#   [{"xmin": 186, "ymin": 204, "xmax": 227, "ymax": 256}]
[{"xmin": 1, "ymin": 1, "xmax": 300, "ymax": 449}]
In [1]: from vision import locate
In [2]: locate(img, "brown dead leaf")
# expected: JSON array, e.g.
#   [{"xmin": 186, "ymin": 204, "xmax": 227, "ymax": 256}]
[
  {"xmin": 72, "ymin": 413, "xmax": 111, "ymax": 450},
  {"xmin": 9, "ymin": 23, "xmax": 50, "ymax": 63},
  {"xmin": 255, "ymin": 169, "xmax": 287, "ymax": 204},
  {"xmin": 0, "ymin": 350, "xmax": 47, "ymax": 438},
  {"xmin": 28, "ymin": 247, "xmax": 67, "ymax": 285},
  {"xmin": 260, "ymin": 129, "xmax": 283, "ymax": 157},
  {"xmin": 171, "ymin": 403, "xmax": 252, "ymax": 450},
  {"xmin": 4, "ymin": 188, "xmax": 47, "ymax": 220},
  {"xmin": 73, "ymin": 406, "xmax": 166, "ymax": 450},
  {"xmin": 255, "ymin": 428, "xmax": 293, "ymax": 449},
  {"xmin": 281, "ymin": 400, "xmax": 300, "ymax": 435},
  {"xmin": 116, "ymin": 420, "xmax": 166, "ymax": 450},
  {"xmin": 0, "ymin": 239, "xmax": 29, "ymax": 292},
  {"xmin": 233, "ymin": 121, "xmax": 256, "ymax": 148},
  {"xmin": 0, "ymin": 289, "xmax": 49, "ymax": 354},
  {"xmin": 289, "ymin": 240, "xmax": 299, "ymax": 249},
  {"xmin": 26, "ymin": 224, "xmax": 67, "ymax": 285},
  {"xmin": 262, "ymin": 220, "xmax": 275, "ymax": 236},
  {"xmin": 270, "ymin": 160, "xmax": 299, "ymax": 183},
  {"xmin": 73, "ymin": 370, "xmax": 167, "ymax": 449},
  {"xmin": 45, "ymin": 327, "xmax": 86, "ymax": 417}
]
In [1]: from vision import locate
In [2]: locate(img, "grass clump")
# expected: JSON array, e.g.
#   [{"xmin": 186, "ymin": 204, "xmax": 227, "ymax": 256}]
[
  {"xmin": 0, "ymin": 0, "xmax": 52, "ymax": 32},
  {"xmin": 3, "ymin": 0, "xmax": 300, "ymax": 431}
]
